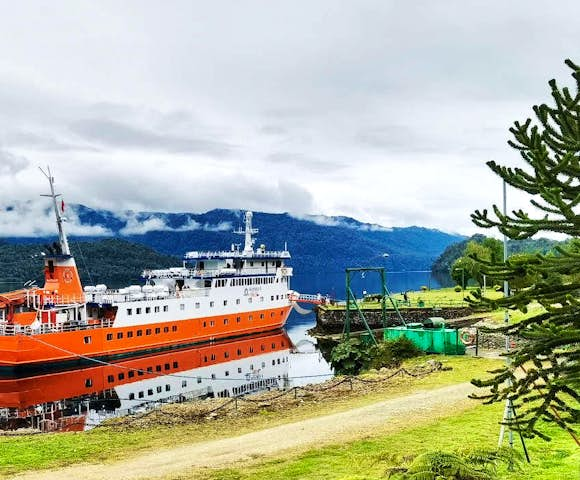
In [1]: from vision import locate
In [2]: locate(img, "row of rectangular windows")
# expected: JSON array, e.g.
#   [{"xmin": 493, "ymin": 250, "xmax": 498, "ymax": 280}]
[
  {"xmin": 127, "ymin": 293, "xmax": 286, "ymax": 317},
  {"xmin": 215, "ymin": 276, "xmax": 286, "ymax": 288},
  {"xmin": 106, "ymin": 325, "xmax": 178, "ymax": 341},
  {"xmin": 127, "ymin": 305, "xmax": 169, "ymax": 316}
]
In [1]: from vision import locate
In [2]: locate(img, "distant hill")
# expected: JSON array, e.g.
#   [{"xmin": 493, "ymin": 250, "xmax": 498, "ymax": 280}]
[
  {"xmin": 0, "ymin": 239, "xmax": 178, "ymax": 290},
  {"xmin": 1, "ymin": 206, "xmax": 464, "ymax": 290},
  {"xmin": 431, "ymin": 235, "xmax": 563, "ymax": 274}
]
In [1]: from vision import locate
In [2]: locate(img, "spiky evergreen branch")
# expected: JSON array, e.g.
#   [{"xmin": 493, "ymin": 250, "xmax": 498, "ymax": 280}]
[{"xmin": 469, "ymin": 59, "xmax": 580, "ymax": 440}]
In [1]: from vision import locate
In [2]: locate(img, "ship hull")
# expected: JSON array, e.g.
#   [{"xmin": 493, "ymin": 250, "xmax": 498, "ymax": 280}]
[{"xmin": 0, "ymin": 305, "xmax": 291, "ymax": 375}]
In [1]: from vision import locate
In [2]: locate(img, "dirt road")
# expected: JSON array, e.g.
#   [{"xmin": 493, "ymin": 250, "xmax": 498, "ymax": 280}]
[{"xmin": 11, "ymin": 382, "xmax": 476, "ymax": 480}]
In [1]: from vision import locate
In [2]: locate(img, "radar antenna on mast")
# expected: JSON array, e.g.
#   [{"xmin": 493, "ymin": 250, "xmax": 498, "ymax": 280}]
[
  {"xmin": 39, "ymin": 166, "xmax": 70, "ymax": 256},
  {"xmin": 234, "ymin": 211, "xmax": 258, "ymax": 254}
]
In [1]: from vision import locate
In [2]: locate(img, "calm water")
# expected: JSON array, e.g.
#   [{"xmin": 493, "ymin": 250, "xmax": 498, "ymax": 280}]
[{"xmin": 0, "ymin": 270, "xmax": 445, "ymax": 432}]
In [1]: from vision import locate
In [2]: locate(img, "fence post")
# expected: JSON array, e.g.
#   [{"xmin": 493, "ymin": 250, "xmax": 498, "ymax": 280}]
[
  {"xmin": 475, "ymin": 328, "xmax": 479, "ymax": 357},
  {"xmin": 349, "ymin": 377, "xmax": 353, "ymax": 390}
]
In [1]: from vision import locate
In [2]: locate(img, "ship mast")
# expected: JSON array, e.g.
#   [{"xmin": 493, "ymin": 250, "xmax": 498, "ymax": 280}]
[
  {"xmin": 234, "ymin": 211, "xmax": 258, "ymax": 254},
  {"xmin": 39, "ymin": 166, "xmax": 70, "ymax": 256}
]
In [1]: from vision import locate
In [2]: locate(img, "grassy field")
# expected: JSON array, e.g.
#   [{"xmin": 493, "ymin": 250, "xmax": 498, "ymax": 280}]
[
  {"xmin": 194, "ymin": 403, "xmax": 580, "ymax": 480},
  {"xmin": 0, "ymin": 355, "xmax": 501, "ymax": 477},
  {"xmin": 321, "ymin": 287, "xmax": 503, "ymax": 310}
]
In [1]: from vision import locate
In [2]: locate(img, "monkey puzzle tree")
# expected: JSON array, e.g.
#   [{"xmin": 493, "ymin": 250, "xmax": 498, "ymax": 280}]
[{"xmin": 470, "ymin": 59, "xmax": 580, "ymax": 440}]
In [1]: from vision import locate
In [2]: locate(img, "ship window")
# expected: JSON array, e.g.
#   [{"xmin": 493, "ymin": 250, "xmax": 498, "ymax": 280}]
[
  {"xmin": 172, "ymin": 325, "xmax": 177, "ymax": 332},
  {"xmin": 156, "ymin": 365, "xmax": 162, "ymax": 372},
  {"xmin": 146, "ymin": 329, "xmax": 152, "ymax": 335},
  {"xmin": 165, "ymin": 384, "xmax": 171, "ymax": 392},
  {"xmin": 84, "ymin": 336, "xmax": 92, "ymax": 344},
  {"xmin": 136, "ymin": 308, "xmax": 142, "ymax": 314},
  {"xmin": 210, "ymin": 301, "xmax": 214, "ymax": 307},
  {"xmin": 107, "ymin": 375, "xmax": 114, "ymax": 382},
  {"xmin": 261, "ymin": 344, "xmax": 265, "ymax": 351},
  {"xmin": 154, "ymin": 306, "xmax": 160, "ymax": 313},
  {"xmin": 211, "ymin": 354, "xmax": 216, "ymax": 360},
  {"xmin": 195, "ymin": 302, "xmax": 200, "ymax": 309},
  {"xmin": 277, "ymin": 358, "xmax": 281, "ymax": 364},
  {"xmin": 249, "ymin": 346, "xmax": 254, "ymax": 353},
  {"xmin": 147, "ymin": 366, "xmax": 153, "ymax": 373},
  {"xmin": 183, "ymin": 380, "xmax": 188, "ymax": 387},
  {"xmin": 223, "ymin": 300, "xmax": 227, "ymax": 306},
  {"xmin": 224, "ymin": 351, "xmax": 229, "ymax": 358},
  {"xmin": 118, "ymin": 373, "xmax": 125, "ymax": 380},
  {"xmin": 138, "ymin": 391, "xmax": 144, "ymax": 398},
  {"xmin": 261, "ymin": 361, "xmax": 266, "ymax": 368},
  {"xmin": 260, "ymin": 314, "xmax": 264, "ymax": 319},
  {"xmin": 137, "ymin": 330, "xmax": 143, "ymax": 336},
  {"xmin": 117, "ymin": 332, "xmax": 123, "ymax": 339},
  {"xmin": 211, "ymin": 373, "xmax": 216, "ymax": 380},
  {"xmin": 148, "ymin": 389, "xmax": 153, "ymax": 396},
  {"xmin": 197, "ymin": 377, "xmax": 202, "ymax": 384},
  {"xmin": 272, "ymin": 360, "xmax": 275, "ymax": 365},
  {"xmin": 250, "ymin": 262, "xmax": 254, "ymax": 266},
  {"xmin": 276, "ymin": 278, "xmax": 279, "ymax": 283},
  {"xmin": 138, "ymin": 370, "xmax": 144, "ymax": 376},
  {"xmin": 248, "ymin": 298, "xmax": 252, "ymax": 304},
  {"xmin": 164, "ymin": 326, "xmax": 169, "ymax": 333},
  {"xmin": 271, "ymin": 312, "xmax": 275, "ymax": 317},
  {"xmin": 210, "ymin": 320, "xmax": 215, "ymax": 327},
  {"xmin": 107, "ymin": 333, "xmax": 113, "ymax": 341},
  {"xmin": 249, "ymin": 315, "xmax": 253, "ymax": 321},
  {"xmin": 250, "ymin": 363, "xmax": 254, "ymax": 369},
  {"xmin": 272, "ymin": 342, "xmax": 276, "ymax": 349},
  {"xmin": 261, "ymin": 262, "xmax": 264, "ymax": 266},
  {"xmin": 236, "ymin": 316, "xmax": 241, "ymax": 323},
  {"xmin": 173, "ymin": 361, "xmax": 178, "ymax": 368},
  {"xmin": 271, "ymin": 296, "xmax": 274, "ymax": 301},
  {"xmin": 145, "ymin": 307, "xmax": 151, "ymax": 314},
  {"xmin": 238, "ymin": 367, "xmax": 242, "ymax": 373},
  {"xmin": 225, "ymin": 370, "xmax": 229, "ymax": 376},
  {"xmin": 203, "ymin": 355, "xmax": 208, "ymax": 362},
  {"xmin": 163, "ymin": 305, "xmax": 168, "ymax": 312},
  {"xmin": 155, "ymin": 327, "xmax": 160, "ymax": 334},
  {"xmin": 237, "ymin": 348, "xmax": 242, "ymax": 355},
  {"xmin": 223, "ymin": 318, "xmax": 228, "ymax": 325},
  {"xmin": 85, "ymin": 378, "xmax": 92, "ymax": 387},
  {"xmin": 203, "ymin": 321, "xmax": 207, "ymax": 327},
  {"xmin": 127, "ymin": 331, "xmax": 133, "ymax": 338},
  {"xmin": 157, "ymin": 386, "xmax": 162, "ymax": 393},
  {"xmin": 127, "ymin": 308, "xmax": 132, "ymax": 316},
  {"xmin": 129, "ymin": 393, "xmax": 135, "ymax": 400},
  {"xmin": 236, "ymin": 299, "xmax": 240, "ymax": 305},
  {"xmin": 164, "ymin": 363, "xmax": 170, "ymax": 370},
  {"xmin": 128, "ymin": 371, "xmax": 135, "ymax": 378},
  {"xmin": 180, "ymin": 304, "xmax": 185, "ymax": 311}
]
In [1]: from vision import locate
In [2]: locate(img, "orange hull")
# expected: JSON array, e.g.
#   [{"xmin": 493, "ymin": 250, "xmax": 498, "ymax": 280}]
[{"xmin": 0, "ymin": 305, "xmax": 291, "ymax": 373}]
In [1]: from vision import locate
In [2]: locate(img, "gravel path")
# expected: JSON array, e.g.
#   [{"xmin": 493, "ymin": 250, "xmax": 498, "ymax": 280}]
[{"xmin": 11, "ymin": 382, "xmax": 476, "ymax": 480}]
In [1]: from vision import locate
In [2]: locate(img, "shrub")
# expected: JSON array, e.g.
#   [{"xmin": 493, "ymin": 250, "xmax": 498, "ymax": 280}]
[
  {"xmin": 454, "ymin": 285, "xmax": 462, "ymax": 292},
  {"xmin": 368, "ymin": 337, "xmax": 422, "ymax": 370},
  {"xmin": 420, "ymin": 285, "xmax": 428, "ymax": 292}
]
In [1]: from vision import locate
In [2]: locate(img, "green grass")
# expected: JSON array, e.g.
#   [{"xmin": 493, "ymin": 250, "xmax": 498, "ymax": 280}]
[
  {"xmin": 322, "ymin": 287, "xmax": 502, "ymax": 311},
  {"xmin": 195, "ymin": 403, "xmax": 580, "ymax": 480},
  {"xmin": 0, "ymin": 355, "xmax": 501, "ymax": 476}
]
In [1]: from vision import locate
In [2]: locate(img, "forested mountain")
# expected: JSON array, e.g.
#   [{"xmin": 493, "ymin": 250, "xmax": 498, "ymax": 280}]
[
  {"xmin": 1, "ymin": 206, "xmax": 464, "ymax": 289},
  {"xmin": 431, "ymin": 235, "xmax": 563, "ymax": 274},
  {"xmin": 0, "ymin": 239, "xmax": 178, "ymax": 290}
]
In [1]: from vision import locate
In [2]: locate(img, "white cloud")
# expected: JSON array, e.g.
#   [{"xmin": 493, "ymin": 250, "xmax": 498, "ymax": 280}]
[{"xmin": 0, "ymin": 1, "xmax": 577, "ymax": 235}]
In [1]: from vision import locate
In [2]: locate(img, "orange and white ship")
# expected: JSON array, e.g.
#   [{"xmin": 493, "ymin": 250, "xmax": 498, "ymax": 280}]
[{"xmin": 0, "ymin": 170, "xmax": 293, "ymax": 374}]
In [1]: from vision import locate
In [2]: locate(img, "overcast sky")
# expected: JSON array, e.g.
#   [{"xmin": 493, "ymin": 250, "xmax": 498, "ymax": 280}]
[{"xmin": 0, "ymin": 0, "xmax": 578, "ymax": 237}]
